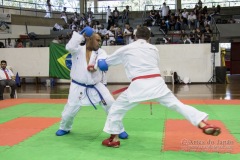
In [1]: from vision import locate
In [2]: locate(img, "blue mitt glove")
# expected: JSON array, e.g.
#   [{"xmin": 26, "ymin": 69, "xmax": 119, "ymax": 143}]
[
  {"xmin": 80, "ymin": 26, "xmax": 94, "ymax": 37},
  {"xmin": 98, "ymin": 59, "xmax": 108, "ymax": 71}
]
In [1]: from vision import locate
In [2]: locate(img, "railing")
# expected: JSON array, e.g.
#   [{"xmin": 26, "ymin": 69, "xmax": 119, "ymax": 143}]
[
  {"xmin": 182, "ymin": 1, "xmax": 240, "ymax": 9},
  {"xmin": 210, "ymin": 16, "xmax": 221, "ymax": 42},
  {"xmin": 1, "ymin": 0, "xmax": 240, "ymax": 16},
  {"xmin": 0, "ymin": 31, "xmax": 219, "ymax": 48}
]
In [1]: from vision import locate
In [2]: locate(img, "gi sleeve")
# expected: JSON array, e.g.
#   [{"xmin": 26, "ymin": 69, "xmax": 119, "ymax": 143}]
[
  {"xmin": 66, "ymin": 31, "xmax": 85, "ymax": 55},
  {"xmin": 105, "ymin": 47, "xmax": 125, "ymax": 66}
]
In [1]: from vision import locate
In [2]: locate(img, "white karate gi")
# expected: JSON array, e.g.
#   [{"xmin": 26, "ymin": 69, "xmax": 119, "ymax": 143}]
[
  {"xmin": 44, "ymin": 3, "xmax": 52, "ymax": 18},
  {"xmin": 103, "ymin": 39, "xmax": 208, "ymax": 134},
  {"xmin": 106, "ymin": 8, "xmax": 111, "ymax": 23},
  {"xmin": 59, "ymin": 32, "xmax": 114, "ymax": 131}
]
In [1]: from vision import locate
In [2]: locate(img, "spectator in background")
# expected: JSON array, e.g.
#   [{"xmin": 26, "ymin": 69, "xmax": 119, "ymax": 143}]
[
  {"xmin": 80, "ymin": 13, "xmax": 87, "ymax": 27},
  {"xmin": 6, "ymin": 38, "xmax": 14, "ymax": 48},
  {"xmin": 188, "ymin": 12, "xmax": 197, "ymax": 29},
  {"xmin": 102, "ymin": 26, "xmax": 115, "ymax": 46},
  {"xmin": 202, "ymin": 25, "xmax": 212, "ymax": 43},
  {"xmin": 123, "ymin": 23, "xmax": 134, "ymax": 44},
  {"xmin": 0, "ymin": 60, "xmax": 16, "ymax": 100},
  {"xmin": 112, "ymin": 7, "xmax": 120, "ymax": 24},
  {"xmin": 92, "ymin": 25, "xmax": 99, "ymax": 33},
  {"xmin": 15, "ymin": 39, "xmax": 24, "ymax": 48},
  {"xmin": 161, "ymin": 2, "xmax": 169, "ymax": 20},
  {"xmin": 195, "ymin": 27, "xmax": 203, "ymax": 43},
  {"xmin": 182, "ymin": 8, "xmax": 189, "ymax": 25},
  {"xmin": 106, "ymin": 6, "xmax": 111, "ymax": 23},
  {"xmin": 107, "ymin": 16, "xmax": 114, "ymax": 30},
  {"xmin": 44, "ymin": 0, "xmax": 52, "ymax": 18},
  {"xmin": 133, "ymin": 24, "xmax": 141, "ymax": 40},
  {"xmin": 115, "ymin": 27, "xmax": 124, "ymax": 45},
  {"xmin": 168, "ymin": 14, "xmax": 176, "ymax": 31},
  {"xmin": 52, "ymin": 35, "xmax": 63, "ymax": 44},
  {"xmin": 216, "ymin": 5, "xmax": 221, "ymax": 14},
  {"xmin": 86, "ymin": 8, "xmax": 94, "ymax": 25},
  {"xmin": 198, "ymin": 0, "xmax": 203, "ymax": 8},
  {"xmin": 61, "ymin": 7, "xmax": 68, "ymax": 24},
  {"xmin": 99, "ymin": 24, "xmax": 108, "ymax": 41},
  {"xmin": 159, "ymin": 19, "xmax": 168, "ymax": 35},
  {"xmin": 122, "ymin": 5, "xmax": 130, "ymax": 23},
  {"xmin": 203, "ymin": 13, "xmax": 211, "ymax": 27}
]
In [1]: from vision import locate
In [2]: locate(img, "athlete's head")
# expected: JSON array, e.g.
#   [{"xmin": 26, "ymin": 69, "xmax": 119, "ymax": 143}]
[
  {"xmin": 86, "ymin": 33, "xmax": 102, "ymax": 51},
  {"xmin": 135, "ymin": 26, "xmax": 150, "ymax": 41}
]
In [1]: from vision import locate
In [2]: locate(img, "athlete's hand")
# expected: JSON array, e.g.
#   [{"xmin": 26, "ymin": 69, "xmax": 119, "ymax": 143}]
[
  {"xmin": 80, "ymin": 26, "xmax": 94, "ymax": 37},
  {"xmin": 98, "ymin": 59, "xmax": 108, "ymax": 71}
]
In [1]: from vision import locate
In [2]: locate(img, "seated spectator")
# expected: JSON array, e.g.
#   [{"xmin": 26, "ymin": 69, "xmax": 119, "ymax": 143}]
[
  {"xmin": 203, "ymin": 13, "xmax": 211, "ymax": 27},
  {"xmin": 123, "ymin": 23, "xmax": 134, "ymax": 44},
  {"xmin": 189, "ymin": 29, "xmax": 196, "ymax": 43},
  {"xmin": 52, "ymin": 35, "xmax": 63, "ymax": 44},
  {"xmin": 102, "ymin": 26, "xmax": 115, "ymax": 46},
  {"xmin": 195, "ymin": 27, "xmax": 203, "ymax": 43},
  {"xmin": 159, "ymin": 19, "xmax": 168, "ymax": 35},
  {"xmin": 15, "ymin": 39, "xmax": 24, "ymax": 48},
  {"xmin": 71, "ymin": 12, "xmax": 79, "ymax": 23},
  {"xmin": 92, "ymin": 25, "xmax": 99, "ymax": 33},
  {"xmin": 115, "ymin": 27, "xmax": 124, "ymax": 45},
  {"xmin": 149, "ymin": 7, "xmax": 157, "ymax": 25},
  {"xmin": 99, "ymin": 24, "xmax": 108, "ymax": 41},
  {"xmin": 202, "ymin": 25, "xmax": 212, "ymax": 43},
  {"xmin": 6, "ymin": 38, "xmax": 14, "ymax": 48},
  {"xmin": 179, "ymin": 33, "xmax": 192, "ymax": 44},
  {"xmin": 0, "ymin": 60, "xmax": 16, "ymax": 100},
  {"xmin": 188, "ymin": 12, "xmax": 197, "ymax": 29},
  {"xmin": 168, "ymin": 14, "xmax": 176, "ymax": 30},
  {"xmin": 181, "ymin": 8, "xmax": 189, "ymax": 25},
  {"xmin": 79, "ymin": 13, "xmax": 87, "ymax": 27},
  {"xmin": 133, "ymin": 24, "xmax": 141, "ymax": 40}
]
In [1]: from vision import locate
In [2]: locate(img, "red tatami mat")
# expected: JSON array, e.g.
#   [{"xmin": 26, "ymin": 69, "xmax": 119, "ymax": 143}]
[
  {"xmin": 163, "ymin": 120, "xmax": 240, "ymax": 154},
  {"xmin": 0, "ymin": 117, "xmax": 60, "ymax": 146}
]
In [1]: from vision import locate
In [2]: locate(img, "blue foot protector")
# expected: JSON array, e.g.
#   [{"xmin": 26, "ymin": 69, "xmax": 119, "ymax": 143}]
[
  {"xmin": 56, "ymin": 129, "xmax": 70, "ymax": 136},
  {"xmin": 119, "ymin": 131, "xmax": 128, "ymax": 139}
]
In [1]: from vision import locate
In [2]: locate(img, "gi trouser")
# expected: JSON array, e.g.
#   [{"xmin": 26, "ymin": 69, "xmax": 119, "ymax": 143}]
[{"xmin": 103, "ymin": 91, "xmax": 208, "ymax": 134}]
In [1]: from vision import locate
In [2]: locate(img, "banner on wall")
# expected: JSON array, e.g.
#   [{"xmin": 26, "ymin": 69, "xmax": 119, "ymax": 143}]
[
  {"xmin": 0, "ymin": 14, "xmax": 11, "ymax": 34},
  {"xmin": 49, "ymin": 43, "xmax": 72, "ymax": 79}
]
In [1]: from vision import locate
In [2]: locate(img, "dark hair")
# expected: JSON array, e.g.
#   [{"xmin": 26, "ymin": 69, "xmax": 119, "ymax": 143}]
[
  {"xmin": 1, "ymin": 60, "xmax": 7, "ymax": 64},
  {"xmin": 136, "ymin": 26, "xmax": 150, "ymax": 40}
]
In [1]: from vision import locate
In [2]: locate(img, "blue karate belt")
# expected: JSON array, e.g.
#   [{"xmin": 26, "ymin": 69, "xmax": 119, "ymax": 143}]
[{"xmin": 72, "ymin": 79, "xmax": 107, "ymax": 110}]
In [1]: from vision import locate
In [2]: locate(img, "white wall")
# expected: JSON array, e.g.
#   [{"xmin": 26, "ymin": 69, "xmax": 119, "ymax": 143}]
[
  {"xmin": 102, "ymin": 44, "xmax": 221, "ymax": 83},
  {"xmin": 0, "ymin": 44, "xmax": 220, "ymax": 83},
  {"xmin": 0, "ymin": 47, "xmax": 49, "ymax": 77}
]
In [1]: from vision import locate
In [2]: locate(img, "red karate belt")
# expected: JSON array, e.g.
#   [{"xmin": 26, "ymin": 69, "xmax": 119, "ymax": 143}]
[{"xmin": 111, "ymin": 74, "xmax": 161, "ymax": 95}]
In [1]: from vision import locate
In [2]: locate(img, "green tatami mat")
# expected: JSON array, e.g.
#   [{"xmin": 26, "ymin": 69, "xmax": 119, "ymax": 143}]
[{"xmin": 0, "ymin": 103, "xmax": 240, "ymax": 160}]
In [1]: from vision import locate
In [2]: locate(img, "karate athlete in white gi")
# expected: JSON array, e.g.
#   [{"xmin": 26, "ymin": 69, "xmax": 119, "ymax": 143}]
[
  {"xmin": 98, "ymin": 26, "xmax": 221, "ymax": 148},
  {"xmin": 56, "ymin": 26, "xmax": 128, "ymax": 139}
]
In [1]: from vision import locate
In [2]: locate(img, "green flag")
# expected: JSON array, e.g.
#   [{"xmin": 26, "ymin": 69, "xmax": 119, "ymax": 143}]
[{"xmin": 49, "ymin": 43, "xmax": 72, "ymax": 79}]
